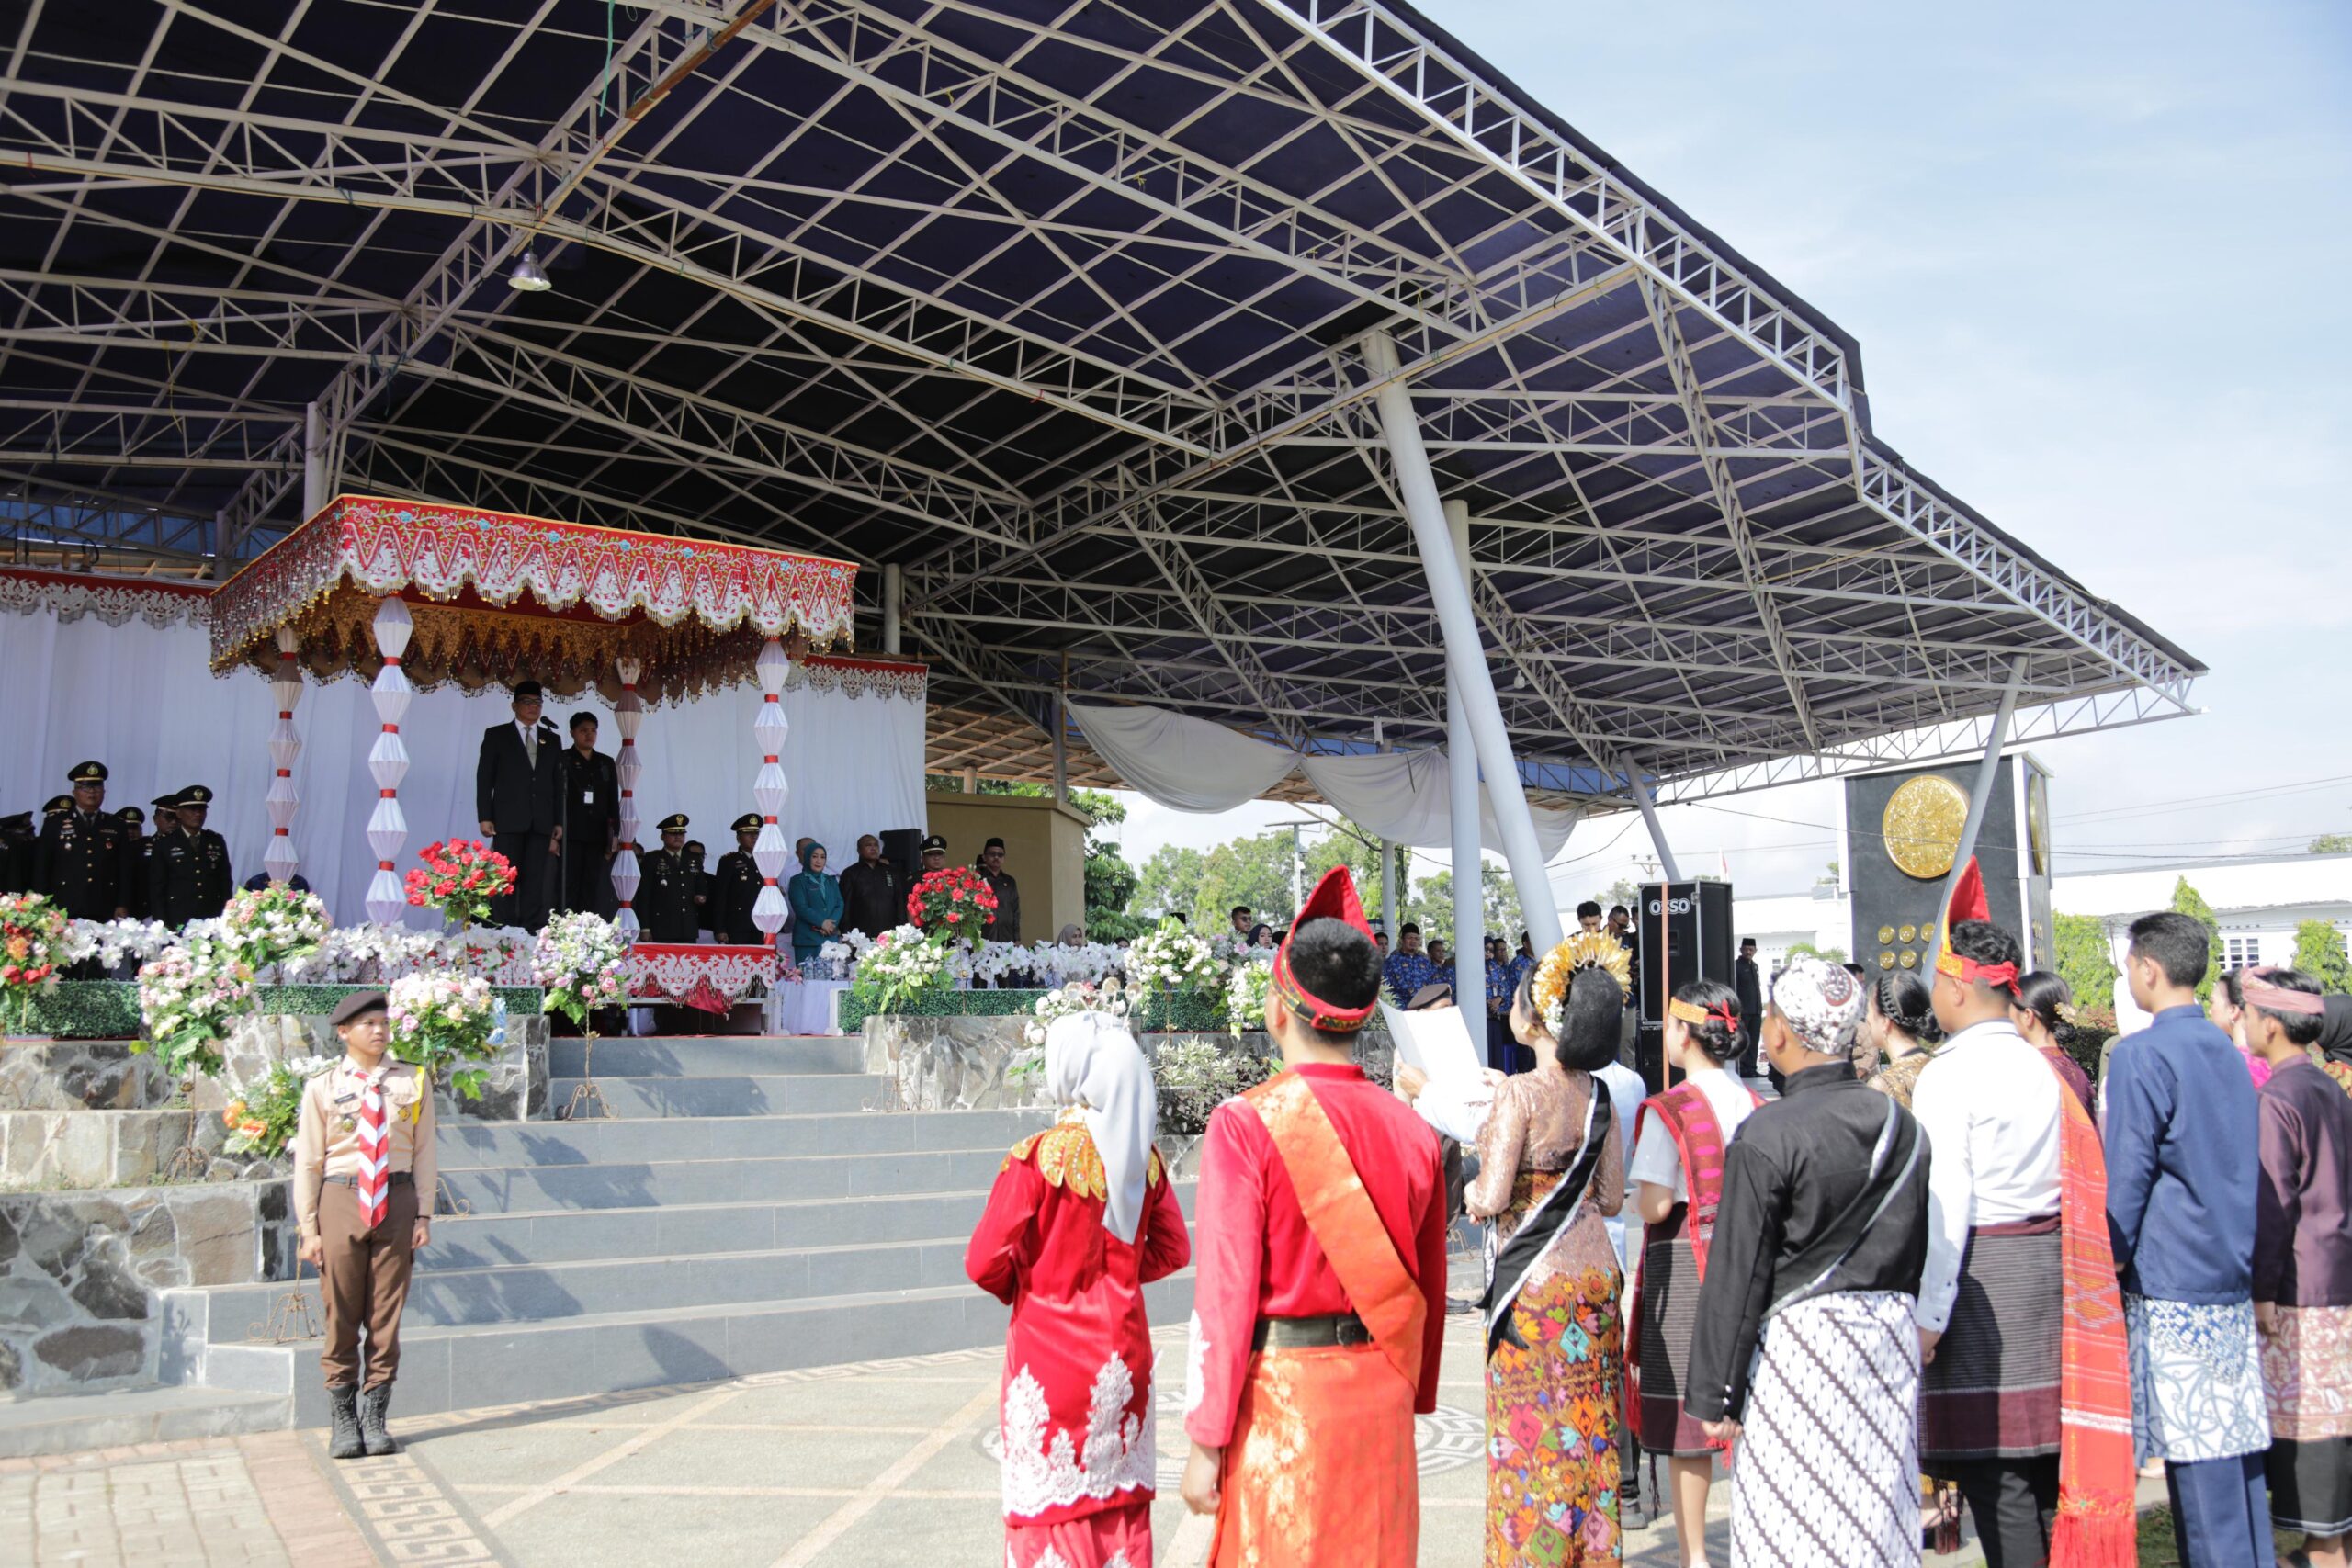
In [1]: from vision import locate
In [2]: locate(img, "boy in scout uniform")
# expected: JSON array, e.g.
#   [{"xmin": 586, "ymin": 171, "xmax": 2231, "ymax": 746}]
[
  {"xmin": 294, "ymin": 990, "xmax": 435, "ymax": 1460},
  {"xmin": 639, "ymin": 814, "xmax": 701, "ymax": 942},
  {"xmin": 709, "ymin": 813, "xmax": 763, "ymax": 945},
  {"xmin": 35, "ymin": 761, "xmax": 131, "ymax": 925},
  {"xmin": 152, "ymin": 785, "xmax": 233, "ymax": 929}
]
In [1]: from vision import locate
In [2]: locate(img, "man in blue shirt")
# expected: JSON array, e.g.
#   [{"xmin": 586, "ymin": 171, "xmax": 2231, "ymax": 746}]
[
  {"xmin": 1380, "ymin": 921, "xmax": 1437, "ymax": 1007},
  {"xmin": 2104, "ymin": 910, "xmax": 2271, "ymax": 1567}
]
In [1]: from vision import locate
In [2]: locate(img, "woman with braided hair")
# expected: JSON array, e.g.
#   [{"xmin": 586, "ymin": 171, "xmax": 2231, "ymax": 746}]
[
  {"xmin": 1864, "ymin": 970, "xmax": 1945, "ymax": 1111},
  {"xmin": 2008, "ymin": 972, "xmax": 2094, "ymax": 1118}
]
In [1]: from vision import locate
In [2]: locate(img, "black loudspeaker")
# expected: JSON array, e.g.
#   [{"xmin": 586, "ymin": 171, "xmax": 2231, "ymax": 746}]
[
  {"xmin": 1633, "ymin": 880, "xmax": 1736, "ymax": 1093},
  {"xmin": 878, "ymin": 828, "xmax": 923, "ymax": 892}
]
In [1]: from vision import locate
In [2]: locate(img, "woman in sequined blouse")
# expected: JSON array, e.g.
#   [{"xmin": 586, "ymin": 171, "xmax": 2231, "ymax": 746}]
[{"xmin": 1468, "ymin": 959, "xmax": 1629, "ymax": 1566}]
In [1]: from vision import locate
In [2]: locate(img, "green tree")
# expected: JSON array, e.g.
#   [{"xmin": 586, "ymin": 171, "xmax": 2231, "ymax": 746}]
[
  {"xmin": 1786, "ymin": 941, "xmax": 1849, "ymax": 965},
  {"xmin": 2292, "ymin": 919, "xmax": 2352, "ymax": 992},
  {"xmin": 1602, "ymin": 877, "xmax": 1639, "ymax": 912},
  {"xmin": 1408, "ymin": 861, "xmax": 1528, "ymax": 953},
  {"xmin": 1194, "ymin": 835, "xmax": 1300, "ymax": 931},
  {"xmin": 2052, "ymin": 912, "xmax": 2119, "ymax": 1019},
  {"xmin": 2310, "ymin": 833, "xmax": 2352, "ymax": 855},
  {"xmin": 2168, "ymin": 877, "xmax": 2226, "ymax": 1003},
  {"xmin": 1134, "ymin": 845, "xmax": 1205, "ymax": 921}
]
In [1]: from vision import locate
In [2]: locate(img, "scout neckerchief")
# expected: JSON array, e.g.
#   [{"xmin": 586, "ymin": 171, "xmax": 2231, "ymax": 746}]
[
  {"xmin": 1243, "ymin": 1070, "xmax": 1427, "ymax": 1394},
  {"xmin": 1625, "ymin": 1076, "xmax": 1760, "ymax": 1439},
  {"xmin": 353, "ymin": 1066, "xmax": 390, "ymax": 1229},
  {"xmin": 1480, "ymin": 1084, "xmax": 1612, "ymax": 1357}
]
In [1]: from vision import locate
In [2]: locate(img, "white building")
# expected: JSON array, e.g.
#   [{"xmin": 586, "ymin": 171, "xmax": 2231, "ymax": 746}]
[{"xmin": 1730, "ymin": 853, "xmax": 2352, "ymax": 977}]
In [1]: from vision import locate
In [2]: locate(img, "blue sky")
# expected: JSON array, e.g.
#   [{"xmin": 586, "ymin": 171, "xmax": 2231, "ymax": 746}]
[{"xmin": 1105, "ymin": 0, "xmax": 2352, "ymax": 903}]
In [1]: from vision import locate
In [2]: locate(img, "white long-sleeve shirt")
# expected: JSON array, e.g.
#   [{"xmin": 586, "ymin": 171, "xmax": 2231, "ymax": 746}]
[{"xmin": 1908, "ymin": 1018, "xmax": 2064, "ymax": 1331}]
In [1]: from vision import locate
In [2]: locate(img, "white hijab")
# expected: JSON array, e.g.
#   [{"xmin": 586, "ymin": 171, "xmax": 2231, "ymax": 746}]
[{"xmin": 1044, "ymin": 1011, "xmax": 1158, "ymax": 1245}]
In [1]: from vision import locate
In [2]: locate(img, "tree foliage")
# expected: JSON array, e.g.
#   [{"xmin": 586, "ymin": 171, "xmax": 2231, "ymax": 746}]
[
  {"xmin": 2292, "ymin": 919, "xmax": 2352, "ymax": 993},
  {"xmin": 2167, "ymin": 877, "xmax": 2225, "ymax": 1003},
  {"xmin": 2310, "ymin": 833, "xmax": 2352, "ymax": 855},
  {"xmin": 1408, "ymin": 861, "xmax": 1527, "ymax": 952},
  {"xmin": 2052, "ymin": 912, "xmax": 2119, "ymax": 1017}
]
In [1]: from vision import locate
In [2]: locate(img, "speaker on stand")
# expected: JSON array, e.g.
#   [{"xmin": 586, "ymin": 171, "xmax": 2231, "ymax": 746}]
[{"xmin": 1633, "ymin": 880, "xmax": 1736, "ymax": 1095}]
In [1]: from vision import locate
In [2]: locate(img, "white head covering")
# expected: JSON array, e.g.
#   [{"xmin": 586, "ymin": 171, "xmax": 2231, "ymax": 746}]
[
  {"xmin": 1044, "ymin": 1011, "xmax": 1158, "ymax": 1245},
  {"xmin": 1772, "ymin": 954, "xmax": 1867, "ymax": 1057}
]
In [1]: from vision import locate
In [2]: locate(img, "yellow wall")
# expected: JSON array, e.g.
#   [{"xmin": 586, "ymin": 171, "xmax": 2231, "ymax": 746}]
[{"xmin": 923, "ymin": 793, "xmax": 1091, "ymax": 943}]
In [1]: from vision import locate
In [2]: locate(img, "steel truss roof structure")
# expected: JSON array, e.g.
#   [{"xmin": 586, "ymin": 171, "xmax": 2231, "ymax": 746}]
[{"xmin": 0, "ymin": 0, "xmax": 2199, "ymax": 811}]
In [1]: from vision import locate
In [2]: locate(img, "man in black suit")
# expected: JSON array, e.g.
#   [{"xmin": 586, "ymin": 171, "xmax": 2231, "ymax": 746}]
[
  {"xmin": 557, "ymin": 712, "xmax": 619, "ymax": 918},
  {"xmin": 1734, "ymin": 936, "xmax": 1765, "ymax": 1078},
  {"xmin": 474, "ymin": 680, "xmax": 563, "ymax": 931}
]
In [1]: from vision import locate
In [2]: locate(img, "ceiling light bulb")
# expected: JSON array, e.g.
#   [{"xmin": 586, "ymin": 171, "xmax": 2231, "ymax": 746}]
[{"xmin": 507, "ymin": 249, "xmax": 553, "ymax": 293}]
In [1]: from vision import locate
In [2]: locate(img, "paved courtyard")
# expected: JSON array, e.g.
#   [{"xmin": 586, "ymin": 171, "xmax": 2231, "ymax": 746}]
[{"xmin": 2, "ymin": 1311, "xmax": 2013, "ymax": 1567}]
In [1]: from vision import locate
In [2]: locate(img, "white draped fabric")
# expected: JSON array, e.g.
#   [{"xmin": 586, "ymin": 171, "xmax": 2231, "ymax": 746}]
[
  {"xmin": 1068, "ymin": 701, "xmax": 1580, "ymax": 854},
  {"xmin": 1, "ymin": 607, "xmax": 926, "ymax": 928}
]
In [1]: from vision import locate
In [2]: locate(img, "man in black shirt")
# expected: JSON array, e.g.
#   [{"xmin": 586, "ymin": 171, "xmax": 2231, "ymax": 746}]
[
  {"xmin": 709, "ymin": 814, "xmax": 763, "ymax": 945},
  {"xmin": 0, "ymin": 811, "xmax": 33, "ymax": 895},
  {"xmin": 837, "ymin": 833, "xmax": 901, "ymax": 939},
  {"xmin": 557, "ymin": 712, "xmax": 619, "ymax": 918},
  {"xmin": 1686, "ymin": 954, "xmax": 1931, "ymax": 1564},
  {"xmin": 1734, "ymin": 937, "xmax": 1764, "ymax": 1077},
  {"xmin": 977, "ymin": 837, "xmax": 1019, "ymax": 943}
]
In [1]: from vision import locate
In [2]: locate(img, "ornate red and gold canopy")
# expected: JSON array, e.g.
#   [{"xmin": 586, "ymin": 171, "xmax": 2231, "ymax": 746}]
[{"xmin": 210, "ymin": 495, "xmax": 860, "ymax": 704}]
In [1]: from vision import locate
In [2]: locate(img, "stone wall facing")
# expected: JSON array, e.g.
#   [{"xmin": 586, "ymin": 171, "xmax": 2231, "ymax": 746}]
[
  {"xmin": 0, "ymin": 1180, "xmax": 289, "ymax": 1395},
  {"xmin": 197, "ymin": 1012, "xmax": 550, "ymax": 1122},
  {"xmin": 0, "ymin": 1040, "xmax": 170, "ymax": 1111}
]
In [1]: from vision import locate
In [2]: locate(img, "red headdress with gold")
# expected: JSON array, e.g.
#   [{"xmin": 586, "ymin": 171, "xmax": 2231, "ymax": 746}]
[
  {"xmin": 1270, "ymin": 865, "xmax": 1379, "ymax": 1033},
  {"xmin": 1933, "ymin": 856, "xmax": 2019, "ymax": 994}
]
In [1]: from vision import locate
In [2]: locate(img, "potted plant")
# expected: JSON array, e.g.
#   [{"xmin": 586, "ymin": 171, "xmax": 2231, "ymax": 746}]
[
  {"xmin": 534, "ymin": 911, "xmax": 629, "ymax": 1120},
  {"xmin": 403, "ymin": 840, "xmax": 517, "ymax": 933}
]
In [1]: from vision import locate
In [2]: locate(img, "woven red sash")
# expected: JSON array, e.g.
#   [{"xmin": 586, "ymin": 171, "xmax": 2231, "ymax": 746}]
[{"xmin": 2046, "ymin": 1050, "xmax": 2134, "ymax": 1568}]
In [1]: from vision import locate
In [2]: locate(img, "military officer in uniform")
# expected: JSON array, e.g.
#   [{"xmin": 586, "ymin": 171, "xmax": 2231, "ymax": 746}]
[
  {"xmin": 36, "ymin": 762, "xmax": 130, "ymax": 926},
  {"xmin": 709, "ymin": 813, "xmax": 764, "ymax": 945},
  {"xmin": 639, "ymin": 815, "xmax": 701, "ymax": 943},
  {"xmin": 684, "ymin": 839, "xmax": 712, "ymax": 940},
  {"xmin": 919, "ymin": 833, "xmax": 948, "ymax": 877},
  {"xmin": 115, "ymin": 807, "xmax": 150, "ymax": 919},
  {"xmin": 0, "ymin": 812, "xmax": 34, "ymax": 895},
  {"xmin": 152, "ymin": 785, "xmax": 234, "ymax": 929}
]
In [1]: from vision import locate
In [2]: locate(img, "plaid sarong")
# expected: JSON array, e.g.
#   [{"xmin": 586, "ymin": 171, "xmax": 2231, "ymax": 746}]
[{"xmin": 1919, "ymin": 1218, "xmax": 2064, "ymax": 1461}]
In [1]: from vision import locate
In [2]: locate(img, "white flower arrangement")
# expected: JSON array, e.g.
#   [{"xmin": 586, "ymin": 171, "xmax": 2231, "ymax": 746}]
[
  {"xmin": 1021, "ymin": 976, "xmax": 1132, "ymax": 1046},
  {"xmin": 1225, "ymin": 953, "xmax": 1276, "ymax": 1036},
  {"xmin": 135, "ymin": 933, "xmax": 254, "ymax": 1080},
  {"xmin": 532, "ymin": 912, "xmax": 630, "ymax": 1027},
  {"xmin": 62, "ymin": 918, "xmax": 178, "ymax": 970},
  {"xmin": 269, "ymin": 923, "xmax": 538, "ymax": 986},
  {"xmin": 849, "ymin": 924, "xmax": 956, "ymax": 1014},
  {"xmin": 386, "ymin": 971, "xmax": 504, "ymax": 1100},
  {"xmin": 1031, "ymin": 939, "xmax": 1125, "ymax": 987},
  {"xmin": 219, "ymin": 886, "xmax": 332, "ymax": 973},
  {"xmin": 1126, "ymin": 918, "xmax": 1224, "ymax": 996}
]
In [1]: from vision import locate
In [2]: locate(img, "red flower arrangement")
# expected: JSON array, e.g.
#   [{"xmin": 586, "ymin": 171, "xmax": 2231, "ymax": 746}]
[
  {"xmin": 404, "ymin": 840, "xmax": 518, "ymax": 931},
  {"xmin": 906, "ymin": 866, "xmax": 998, "ymax": 945}
]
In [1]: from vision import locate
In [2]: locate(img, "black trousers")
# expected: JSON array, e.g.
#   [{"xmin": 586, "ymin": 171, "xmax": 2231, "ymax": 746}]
[
  {"xmin": 1946, "ymin": 1455, "xmax": 2060, "ymax": 1568},
  {"xmin": 558, "ymin": 840, "xmax": 615, "ymax": 918},
  {"xmin": 490, "ymin": 831, "xmax": 554, "ymax": 930}
]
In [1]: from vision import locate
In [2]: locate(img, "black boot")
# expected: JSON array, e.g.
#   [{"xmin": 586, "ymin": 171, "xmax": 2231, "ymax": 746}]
[
  {"xmin": 358, "ymin": 1383, "xmax": 399, "ymax": 1456},
  {"xmin": 327, "ymin": 1384, "xmax": 363, "ymax": 1460}
]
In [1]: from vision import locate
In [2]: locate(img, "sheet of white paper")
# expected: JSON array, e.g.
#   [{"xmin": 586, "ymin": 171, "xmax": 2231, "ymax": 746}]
[{"xmin": 1380, "ymin": 1001, "xmax": 1485, "ymax": 1087}]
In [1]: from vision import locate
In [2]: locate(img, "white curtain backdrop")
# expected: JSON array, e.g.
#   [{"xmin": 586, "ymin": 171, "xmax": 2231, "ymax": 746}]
[
  {"xmin": 1, "ymin": 610, "xmax": 926, "ymax": 927},
  {"xmin": 1069, "ymin": 701, "xmax": 1581, "ymax": 854}
]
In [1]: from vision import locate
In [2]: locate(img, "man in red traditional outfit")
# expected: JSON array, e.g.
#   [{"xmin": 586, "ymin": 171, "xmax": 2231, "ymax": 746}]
[{"xmin": 1180, "ymin": 865, "xmax": 1449, "ymax": 1566}]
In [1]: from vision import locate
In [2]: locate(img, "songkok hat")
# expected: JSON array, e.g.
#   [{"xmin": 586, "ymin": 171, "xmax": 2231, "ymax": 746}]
[
  {"xmin": 919, "ymin": 834, "xmax": 948, "ymax": 854},
  {"xmin": 656, "ymin": 813, "xmax": 689, "ymax": 833},
  {"xmin": 983, "ymin": 837, "xmax": 1006, "ymax": 852},
  {"xmin": 512, "ymin": 680, "xmax": 544, "ymax": 700},
  {"xmin": 328, "ymin": 989, "xmax": 388, "ymax": 1027},
  {"xmin": 68, "ymin": 761, "xmax": 107, "ymax": 784},
  {"xmin": 1772, "ymin": 955, "xmax": 1866, "ymax": 1056},
  {"xmin": 729, "ymin": 812, "xmax": 761, "ymax": 834},
  {"xmin": 1271, "ymin": 865, "xmax": 1379, "ymax": 1033},
  {"xmin": 114, "ymin": 806, "xmax": 144, "ymax": 826},
  {"xmin": 175, "ymin": 785, "xmax": 214, "ymax": 810},
  {"xmin": 42, "ymin": 795, "xmax": 71, "ymax": 818}
]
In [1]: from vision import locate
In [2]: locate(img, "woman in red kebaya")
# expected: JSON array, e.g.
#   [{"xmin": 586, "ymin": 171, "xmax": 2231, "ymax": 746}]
[{"xmin": 966, "ymin": 1011, "xmax": 1191, "ymax": 1568}]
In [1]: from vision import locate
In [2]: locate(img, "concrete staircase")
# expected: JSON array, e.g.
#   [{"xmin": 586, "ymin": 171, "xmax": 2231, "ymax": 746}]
[{"xmin": 155, "ymin": 1037, "xmax": 1194, "ymax": 1427}]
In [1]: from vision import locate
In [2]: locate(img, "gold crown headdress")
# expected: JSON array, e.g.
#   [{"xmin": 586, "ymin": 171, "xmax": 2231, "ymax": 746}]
[{"xmin": 1530, "ymin": 931, "xmax": 1632, "ymax": 1038}]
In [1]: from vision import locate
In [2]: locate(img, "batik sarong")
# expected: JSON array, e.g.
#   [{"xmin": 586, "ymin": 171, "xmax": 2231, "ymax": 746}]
[
  {"xmin": 1008, "ymin": 1501, "xmax": 1150, "ymax": 1568},
  {"xmin": 1728, "ymin": 1290, "xmax": 1921, "ymax": 1568},
  {"xmin": 1634, "ymin": 1218, "xmax": 1711, "ymax": 1456},
  {"xmin": 1485, "ymin": 1265, "xmax": 1623, "ymax": 1567},
  {"xmin": 2260, "ymin": 1302, "xmax": 2352, "ymax": 1534},
  {"xmin": 1212, "ymin": 1342, "xmax": 1418, "ymax": 1568},
  {"xmin": 1918, "ymin": 1218, "xmax": 2063, "ymax": 1464},
  {"xmin": 2124, "ymin": 1295, "xmax": 2269, "ymax": 1463}
]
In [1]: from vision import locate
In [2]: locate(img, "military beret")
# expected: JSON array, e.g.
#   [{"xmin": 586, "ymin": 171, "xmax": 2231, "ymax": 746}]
[
  {"xmin": 175, "ymin": 786, "xmax": 214, "ymax": 809},
  {"xmin": 568, "ymin": 711, "xmax": 598, "ymax": 733},
  {"xmin": 730, "ymin": 812, "xmax": 761, "ymax": 834},
  {"xmin": 68, "ymin": 761, "xmax": 107, "ymax": 784},
  {"xmin": 328, "ymin": 990, "xmax": 388, "ymax": 1026},
  {"xmin": 512, "ymin": 680, "xmax": 543, "ymax": 700},
  {"xmin": 919, "ymin": 834, "xmax": 948, "ymax": 854},
  {"xmin": 657, "ymin": 813, "xmax": 689, "ymax": 832},
  {"xmin": 42, "ymin": 796, "xmax": 71, "ymax": 817},
  {"xmin": 114, "ymin": 806, "xmax": 144, "ymax": 826}
]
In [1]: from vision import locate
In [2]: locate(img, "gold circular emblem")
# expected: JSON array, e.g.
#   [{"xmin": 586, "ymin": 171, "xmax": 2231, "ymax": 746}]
[
  {"xmin": 1879, "ymin": 950, "xmax": 1897, "ymax": 969},
  {"xmin": 1877, "ymin": 925, "xmax": 1896, "ymax": 944},
  {"xmin": 1898, "ymin": 950, "xmax": 1918, "ymax": 969},
  {"xmin": 2027, "ymin": 770, "xmax": 2051, "ymax": 875},
  {"xmin": 1881, "ymin": 774, "xmax": 1970, "ymax": 880},
  {"xmin": 1898, "ymin": 924, "xmax": 1917, "ymax": 944}
]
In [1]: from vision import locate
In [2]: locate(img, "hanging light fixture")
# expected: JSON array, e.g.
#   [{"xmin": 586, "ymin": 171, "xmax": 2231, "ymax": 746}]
[{"xmin": 507, "ymin": 248, "xmax": 553, "ymax": 293}]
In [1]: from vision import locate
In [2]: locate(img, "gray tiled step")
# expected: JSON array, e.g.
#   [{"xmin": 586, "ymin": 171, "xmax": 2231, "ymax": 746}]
[
  {"xmin": 0, "ymin": 1385, "xmax": 290, "ymax": 1459},
  {"xmin": 235, "ymin": 1274, "xmax": 1197, "ymax": 1426},
  {"xmin": 418, "ymin": 1188, "xmax": 1005, "ymax": 1269},
  {"xmin": 548, "ymin": 1036, "xmax": 865, "ymax": 1077},
  {"xmin": 435, "ymin": 1108, "xmax": 1046, "ymax": 1167},
  {"xmin": 435, "ymin": 1146, "xmax": 1019, "ymax": 1212},
  {"xmin": 544, "ymin": 1073, "xmax": 888, "ymax": 1117}
]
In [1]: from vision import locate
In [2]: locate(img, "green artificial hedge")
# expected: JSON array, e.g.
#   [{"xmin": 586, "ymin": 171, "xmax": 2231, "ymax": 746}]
[
  {"xmin": 837, "ymin": 986, "xmax": 1230, "ymax": 1035},
  {"xmin": 7, "ymin": 981, "xmax": 543, "ymax": 1041}
]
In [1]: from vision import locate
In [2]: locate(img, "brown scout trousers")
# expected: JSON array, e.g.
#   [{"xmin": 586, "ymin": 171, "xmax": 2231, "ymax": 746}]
[{"xmin": 318, "ymin": 1178, "xmax": 418, "ymax": 1390}]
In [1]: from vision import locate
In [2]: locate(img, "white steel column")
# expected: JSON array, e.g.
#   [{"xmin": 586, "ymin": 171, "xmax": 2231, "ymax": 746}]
[
  {"xmin": 1363, "ymin": 331, "xmax": 1564, "ymax": 953},
  {"xmin": 1937, "ymin": 656, "xmax": 2030, "ymax": 929},
  {"xmin": 881, "ymin": 564, "xmax": 903, "ymax": 656},
  {"xmin": 301, "ymin": 402, "xmax": 327, "ymax": 521},
  {"xmin": 1442, "ymin": 500, "xmax": 1485, "ymax": 1015},
  {"xmin": 1632, "ymin": 771, "xmax": 1683, "ymax": 884}
]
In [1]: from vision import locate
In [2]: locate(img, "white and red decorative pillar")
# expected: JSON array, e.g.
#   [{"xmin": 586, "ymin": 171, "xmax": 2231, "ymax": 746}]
[
  {"xmin": 365, "ymin": 598, "xmax": 413, "ymax": 926},
  {"xmin": 751, "ymin": 637, "xmax": 790, "ymax": 940},
  {"xmin": 264, "ymin": 625, "xmax": 303, "ymax": 886},
  {"xmin": 609, "ymin": 656, "xmax": 644, "ymax": 942}
]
